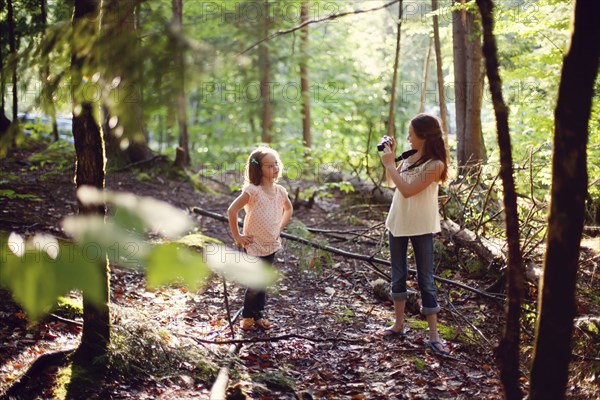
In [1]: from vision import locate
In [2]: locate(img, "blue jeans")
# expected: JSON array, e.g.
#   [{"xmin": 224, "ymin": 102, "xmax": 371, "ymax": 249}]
[
  {"xmin": 242, "ymin": 252, "xmax": 275, "ymax": 319},
  {"xmin": 388, "ymin": 232, "xmax": 440, "ymax": 315}
]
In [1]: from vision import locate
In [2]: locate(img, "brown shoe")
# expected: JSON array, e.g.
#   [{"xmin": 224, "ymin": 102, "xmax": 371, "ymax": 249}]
[
  {"xmin": 241, "ymin": 318, "xmax": 255, "ymax": 331},
  {"xmin": 255, "ymin": 318, "xmax": 273, "ymax": 330}
]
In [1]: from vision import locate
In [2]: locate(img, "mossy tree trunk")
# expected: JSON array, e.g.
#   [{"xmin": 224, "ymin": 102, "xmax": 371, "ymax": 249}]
[{"xmin": 71, "ymin": 0, "xmax": 111, "ymax": 366}]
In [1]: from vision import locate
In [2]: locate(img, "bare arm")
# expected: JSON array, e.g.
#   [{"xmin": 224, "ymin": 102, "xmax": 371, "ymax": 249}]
[
  {"xmin": 279, "ymin": 196, "xmax": 293, "ymax": 234},
  {"xmin": 381, "ymin": 151, "xmax": 444, "ymax": 198},
  {"xmin": 227, "ymin": 192, "xmax": 252, "ymax": 246}
]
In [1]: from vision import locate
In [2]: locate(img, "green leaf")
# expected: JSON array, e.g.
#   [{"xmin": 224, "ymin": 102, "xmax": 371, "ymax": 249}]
[
  {"xmin": 146, "ymin": 243, "xmax": 211, "ymax": 290},
  {"xmin": 0, "ymin": 235, "xmax": 105, "ymax": 321},
  {"xmin": 61, "ymin": 215, "xmax": 149, "ymax": 266}
]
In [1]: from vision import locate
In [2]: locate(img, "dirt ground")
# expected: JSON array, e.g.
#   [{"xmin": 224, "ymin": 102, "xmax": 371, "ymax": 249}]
[{"xmin": 1, "ymin": 140, "xmax": 598, "ymax": 399}]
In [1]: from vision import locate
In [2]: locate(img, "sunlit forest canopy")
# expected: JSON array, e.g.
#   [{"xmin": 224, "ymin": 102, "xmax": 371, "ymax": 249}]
[{"xmin": 1, "ymin": 0, "xmax": 598, "ymax": 216}]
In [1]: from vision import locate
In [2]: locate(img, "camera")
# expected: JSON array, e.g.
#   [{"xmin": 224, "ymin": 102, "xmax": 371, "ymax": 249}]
[{"xmin": 377, "ymin": 136, "xmax": 392, "ymax": 152}]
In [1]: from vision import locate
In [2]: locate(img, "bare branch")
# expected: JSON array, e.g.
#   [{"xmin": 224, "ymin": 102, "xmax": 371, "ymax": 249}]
[{"xmin": 239, "ymin": 0, "xmax": 401, "ymax": 55}]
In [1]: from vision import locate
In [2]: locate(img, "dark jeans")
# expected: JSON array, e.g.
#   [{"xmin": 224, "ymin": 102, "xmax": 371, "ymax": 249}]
[
  {"xmin": 388, "ymin": 232, "xmax": 440, "ymax": 315},
  {"xmin": 242, "ymin": 252, "xmax": 275, "ymax": 319}
]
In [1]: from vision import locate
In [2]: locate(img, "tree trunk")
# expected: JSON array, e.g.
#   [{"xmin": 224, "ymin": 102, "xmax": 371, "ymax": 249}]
[
  {"xmin": 432, "ymin": 0, "xmax": 448, "ymax": 138},
  {"xmin": 529, "ymin": 1, "xmax": 600, "ymax": 398},
  {"xmin": 7, "ymin": 0, "xmax": 18, "ymax": 126},
  {"xmin": 0, "ymin": 39, "xmax": 11, "ymax": 138},
  {"xmin": 453, "ymin": 0, "xmax": 485, "ymax": 174},
  {"xmin": 386, "ymin": 0, "xmax": 403, "ymax": 140},
  {"xmin": 259, "ymin": 0, "xmax": 273, "ymax": 143},
  {"xmin": 71, "ymin": 0, "xmax": 110, "ymax": 366},
  {"xmin": 102, "ymin": 0, "xmax": 151, "ymax": 167},
  {"xmin": 300, "ymin": 0, "xmax": 311, "ymax": 151},
  {"xmin": 40, "ymin": 0, "xmax": 59, "ymax": 142},
  {"xmin": 418, "ymin": 36, "xmax": 433, "ymax": 114},
  {"xmin": 173, "ymin": 0, "xmax": 190, "ymax": 166},
  {"xmin": 475, "ymin": 1, "xmax": 525, "ymax": 399}
]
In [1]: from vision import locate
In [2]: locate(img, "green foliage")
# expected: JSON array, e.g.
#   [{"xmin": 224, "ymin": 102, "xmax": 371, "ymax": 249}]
[
  {"xmin": 0, "ymin": 234, "xmax": 105, "ymax": 321},
  {"xmin": 0, "ymin": 189, "xmax": 42, "ymax": 201},
  {"xmin": 145, "ymin": 243, "xmax": 211, "ymax": 289},
  {"xmin": 0, "ymin": 188, "xmax": 277, "ymax": 321}
]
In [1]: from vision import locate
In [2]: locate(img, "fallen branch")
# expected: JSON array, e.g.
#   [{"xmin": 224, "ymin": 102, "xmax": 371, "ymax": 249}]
[
  {"xmin": 192, "ymin": 333, "xmax": 365, "ymax": 345},
  {"xmin": 192, "ymin": 207, "xmax": 504, "ymax": 301}
]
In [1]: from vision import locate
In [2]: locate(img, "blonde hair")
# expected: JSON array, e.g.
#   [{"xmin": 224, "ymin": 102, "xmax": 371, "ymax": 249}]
[{"xmin": 244, "ymin": 146, "xmax": 284, "ymax": 187}]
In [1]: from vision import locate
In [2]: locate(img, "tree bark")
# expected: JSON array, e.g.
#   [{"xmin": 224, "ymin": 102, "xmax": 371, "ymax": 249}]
[
  {"xmin": 529, "ymin": 1, "xmax": 600, "ymax": 399},
  {"xmin": 173, "ymin": 0, "xmax": 190, "ymax": 166},
  {"xmin": 431, "ymin": 0, "xmax": 448, "ymax": 138},
  {"xmin": 387, "ymin": 0, "xmax": 403, "ymax": 139},
  {"xmin": 259, "ymin": 0, "xmax": 273, "ymax": 143},
  {"xmin": 475, "ymin": 1, "xmax": 525, "ymax": 398},
  {"xmin": 453, "ymin": 0, "xmax": 485, "ymax": 174},
  {"xmin": 0, "ymin": 41, "xmax": 11, "ymax": 138},
  {"xmin": 418, "ymin": 36, "xmax": 433, "ymax": 114},
  {"xmin": 7, "ymin": 0, "xmax": 18, "ymax": 126},
  {"xmin": 71, "ymin": 0, "xmax": 110, "ymax": 366},
  {"xmin": 300, "ymin": 0, "xmax": 311, "ymax": 151}
]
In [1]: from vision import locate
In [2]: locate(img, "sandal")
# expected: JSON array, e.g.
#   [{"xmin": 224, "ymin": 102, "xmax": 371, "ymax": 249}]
[
  {"xmin": 255, "ymin": 318, "xmax": 274, "ymax": 330},
  {"xmin": 241, "ymin": 318, "xmax": 255, "ymax": 331},
  {"xmin": 378, "ymin": 327, "xmax": 408, "ymax": 339},
  {"xmin": 425, "ymin": 340, "xmax": 450, "ymax": 355}
]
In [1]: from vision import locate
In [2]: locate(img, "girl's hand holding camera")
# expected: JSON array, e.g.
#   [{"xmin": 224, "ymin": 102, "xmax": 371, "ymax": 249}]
[{"xmin": 380, "ymin": 136, "xmax": 397, "ymax": 168}]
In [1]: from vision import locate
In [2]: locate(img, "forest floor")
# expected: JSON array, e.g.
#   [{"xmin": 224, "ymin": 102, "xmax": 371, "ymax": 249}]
[{"xmin": 1, "ymin": 139, "xmax": 599, "ymax": 399}]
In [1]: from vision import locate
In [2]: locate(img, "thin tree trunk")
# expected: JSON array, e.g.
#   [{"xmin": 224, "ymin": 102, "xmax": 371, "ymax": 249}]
[
  {"xmin": 418, "ymin": 36, "xmax": 433, "ymax": 114},
  {"xmin": 259, "ymin": 0, "xmax": 273, "ymax": 143},
  {"xmin": 452, "ymin": 0, "xmax": 467, "ymax": 162},
  {"xmin": 475, "ymin": 1, "xmax": 525, "ymax": 399},
  {"xmin": 300, "ymin": 0, "xmax": 311, "ymax": 150},
  {"xmin": 41, "ymin": 0, "xmax": 59, "ymax": 142},
  {"xmin": 464, "ymin": 10, "xmax": 485, "ymax": 165},
  {"xmin": 387, "ymin": 0, "xmax": 403, "ymax": 140},
  {"xmin": 173, "ymin": 0, "xmax": 190, "ymax": 167},
  {"xmin": 529, "ymin": 1, "xmax": 600, "ymax": 398},
  {"xmin": 432, "ymin": 0, "xmax": 448, "ymax": 138},
  {"xmin": 71, "ymin": 0, "xmax": 110, "ymax": 366},
  {"xmin": 453, "ymin": 0, "xmax": 485, "ymax": 173},
  {"xmin": 0, "ymin": 38, "xmax": 11, "ymax": 137},
  {"xmin": 7, "ymin": 0, "xmax": 18, "ymax": 125}
]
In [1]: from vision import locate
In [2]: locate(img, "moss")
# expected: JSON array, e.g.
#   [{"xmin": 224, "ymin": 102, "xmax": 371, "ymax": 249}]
[
  {"xmin": 53, "ymin": 296, "xmax": 83, "ymax": 320},
  {"xmin": 411, "ymin": 357, "xmax": 427, "ymax": 372},
  {"xmin": 250, "ymin": 371, "xmax": 295, "ymax": 392},
  {"xmin": 177, "ymin": 233, "xmax": 223, "ymax": 250},
  {"xmin": 406, "ymin": 317, "xmax": 458, "ymax": 341},
  {"xmin": 53, "ymin": 364, "xmax": 73, "ymax": 399}
]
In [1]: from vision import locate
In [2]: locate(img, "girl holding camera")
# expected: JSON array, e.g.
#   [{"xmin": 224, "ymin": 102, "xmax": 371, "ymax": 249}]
[
  {"xmin": 228, "ymin": 146, "xmax": 293, "ymax": 331},
  {"xmin": 379, "ymin": 113, "xmax": 450, "ymax": 355}
]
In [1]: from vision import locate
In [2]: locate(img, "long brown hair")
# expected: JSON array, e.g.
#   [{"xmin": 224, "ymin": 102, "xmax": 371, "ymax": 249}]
[
  {"xmin": 410, "ymin": 113, "xmax": 449, "ymax": 183},
  {"xmin": 244, "ymin": 146, "xmax": 284, "ymax": 187}
]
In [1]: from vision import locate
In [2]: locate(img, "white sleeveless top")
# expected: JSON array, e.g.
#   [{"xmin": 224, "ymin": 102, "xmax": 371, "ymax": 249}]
[{"xmin": 385, "ymin": 160, "xmax": 441, "ymax": 237}]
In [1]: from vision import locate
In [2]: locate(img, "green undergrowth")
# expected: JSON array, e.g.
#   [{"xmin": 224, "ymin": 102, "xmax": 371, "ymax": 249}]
[{"xmin": 106, "ymin": 305, "xmax": 221, "ymax": 385}]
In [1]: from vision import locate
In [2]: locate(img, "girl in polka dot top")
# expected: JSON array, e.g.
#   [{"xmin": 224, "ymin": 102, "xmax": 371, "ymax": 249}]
[{"xmin": 227, "ymin": 146, "xmax": 293, "ymax": 331}]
